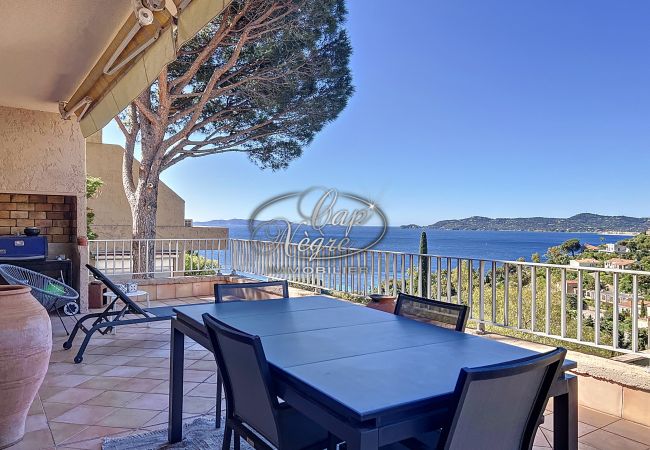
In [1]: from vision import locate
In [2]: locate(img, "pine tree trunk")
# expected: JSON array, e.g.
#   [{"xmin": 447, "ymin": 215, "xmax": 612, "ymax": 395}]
[{"xmin": 131, "ymin": 178, "xmax": 159, "ymax": 278}]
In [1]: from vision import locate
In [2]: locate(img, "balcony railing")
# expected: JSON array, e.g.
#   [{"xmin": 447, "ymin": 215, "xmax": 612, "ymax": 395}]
[
  {"xmin": 90, "ymin": 237, "xmax": 650, "ymax": 355},
  {"xmin": 89, "ymin": 238, "xmax": 229, "ymax": 278}
]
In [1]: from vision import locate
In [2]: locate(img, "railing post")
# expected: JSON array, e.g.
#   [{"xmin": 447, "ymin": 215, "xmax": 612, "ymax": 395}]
[{"xmin": 478, "ymin": 260, "xmax": 485, "ymax": 334}]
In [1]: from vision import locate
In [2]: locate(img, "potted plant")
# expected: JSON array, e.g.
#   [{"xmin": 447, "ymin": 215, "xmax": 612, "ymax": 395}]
[{"xmin": 366, "ymin": 293, "xmax": 397, "ymax": 313}]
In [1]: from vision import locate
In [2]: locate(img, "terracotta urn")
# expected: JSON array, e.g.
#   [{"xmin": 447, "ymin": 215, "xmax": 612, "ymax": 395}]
[
  {"xmin": 366, "ymin": 294, "xmax": 397, "ymax": 313},
  {"xmin": 0, "ymin": 286, "xmax": 52, "ymax": 449}
]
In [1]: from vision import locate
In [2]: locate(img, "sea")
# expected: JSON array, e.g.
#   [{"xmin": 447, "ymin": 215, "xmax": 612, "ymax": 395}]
[{"xmin": 225, "ymin": 224, "xmax": 633, "ymax": 262}]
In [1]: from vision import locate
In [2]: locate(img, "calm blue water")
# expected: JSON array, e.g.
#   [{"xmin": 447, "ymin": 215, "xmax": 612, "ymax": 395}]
[{"xmin": 227, "ymin": 224, "xmax": 631, "ymax": 262}]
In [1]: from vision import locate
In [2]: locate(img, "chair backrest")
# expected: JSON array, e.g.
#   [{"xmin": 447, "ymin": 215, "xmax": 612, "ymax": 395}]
[
  {"xmin": 203, "ymin": 313, "xmax": 281, "ymax": 446},
  {"xmin": 439, "ymin": 347, "xmax": 566, "ymax": 450},
  {"xmin": 86, "ymin": 265, "xmax": 148, "ymax": 315},
  {"xmin": 394, "ymin": 293, "xmax": 468, "ymax": 332},
  {"xmin": 214, "ymin": 280, "xmax": 289, "ymax": 303}
]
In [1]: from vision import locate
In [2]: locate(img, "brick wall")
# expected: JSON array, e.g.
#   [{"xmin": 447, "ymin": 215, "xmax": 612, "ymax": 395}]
[{"xmin": 0, "ymin": 193, "xmax": 77, "ymax": 243}]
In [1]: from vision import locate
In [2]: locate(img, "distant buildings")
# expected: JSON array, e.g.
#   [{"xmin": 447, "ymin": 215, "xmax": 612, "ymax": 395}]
[
  {"xmin": 569, "ymin": 258, "xmax": 599, "ymax": 268},
  {"xmin": 604, "ymin": 258, "xmax": 635, "ymax": 270},
  {"xmin": 566, "ymin": 279, "xmax": 579, "ymax": 295},
  {"xmin": 603, "ymin": 243, "xmax": 630, "ymax": 254},
  {"xmin": 583, "ymin": 244, "xmax": 600, "ymax": 251}
]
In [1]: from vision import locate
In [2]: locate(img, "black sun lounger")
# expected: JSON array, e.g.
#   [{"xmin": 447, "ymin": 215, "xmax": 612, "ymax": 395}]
[{"xmin": 63, "ymin": 265, "xmax": 209, "ymax": 363}]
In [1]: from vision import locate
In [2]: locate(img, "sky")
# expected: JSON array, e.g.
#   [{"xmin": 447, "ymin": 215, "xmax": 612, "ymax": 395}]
[{"xmin": 103, "ymin": 0, "xmax": 650, "ymax": 227}]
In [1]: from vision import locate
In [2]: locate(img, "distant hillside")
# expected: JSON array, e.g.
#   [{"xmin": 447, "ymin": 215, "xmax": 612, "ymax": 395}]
[
  {"xmin": 403, "ymin": 213, "xmax": 649, "ymax": 233},
  {"xmin": 194, "ymin": 219, "xmax": 254, "ymax": 227}
]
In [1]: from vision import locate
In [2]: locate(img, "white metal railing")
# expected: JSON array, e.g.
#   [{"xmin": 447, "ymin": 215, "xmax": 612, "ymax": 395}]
[
  {"xmin": 89, "ymin": 238, "xmax": 229, "ymax": 278},
  {"xmin": 89, "ymin": 237, "xmax": 650, "ymax": 355},
  {"xmin": 230, "ymin": 238, "xmax": 650, "ymax": 355}
]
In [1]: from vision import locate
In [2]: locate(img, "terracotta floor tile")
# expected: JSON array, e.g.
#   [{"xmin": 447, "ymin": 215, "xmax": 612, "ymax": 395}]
[
  {"xmin": 111, "ymin": 377, "xmax": 165, "ymax": 393},
  {"xmin": 67, "ymin": 364, "xmax": 116, "ymax": 376},
  {"xmin": 27, "ymin": 396, "xmax": 44, "ymax": 416},
  {"xmin": 183, "ymin": 369, "xmax": 215, "ymax": 382},
  {"xmin": 112, "ymin": 347, "xmax": 151, "ymax": 357},
  {"xmin": 137, "ymin": 367, "xmax": 170, "ymax": 380},
  {"xmin": 182, "ymin": 396, "xmax": 216, "ymax": 414},
  {"xmin": 533, "ymin": 428, "xmax": 551, "ymax": 448},
  {"xmin": 132, "ymin": 340, "xmax": 167, "ymax": 349},
  {"xmin": 92, "ymin": 355, "xmax": 136, "ymax": 366},
  {"xmin": 141, "ymin": 410, "xmax": 169, "ymax": 427},
  {"xmin": 42, "ymin": 402, "xmax": 77, "ymax": 420},
  {"xmin": 579, "ymin": 429, "xmax": 648, "ymax": 450},
  {"xmin": 604, "ymin": 419, "xmax": 650, "ymax": 446},
  {"xmin": 129, "ymin": 356, "xmax": 170, "ymax": 368},
  {"xmin": 95, "ymin": 408, "xmax": 160, "ymax": 428},
  {"xmin": 187, "ymin": 359, "xmax": 217, "ymax": 371},
  {"xmin": 578, "ymin": 406, "xmax": 620, "ymax": 428},
  {"xmin": 102, "ymin": 365, "xmax": 148, "ymax": 378},
  {"xmin": 142, "ymin": 349, "xmax": 170, "ymax": 358},
  {"xmin": 76, "ymin": 376, "xmax": 129, "ymax": 390},
  {"xmin": 61, "ymin": 425, "xmax": 129, "ymax": 445},
  {"xmin": 47, "ymin": 362, "xmax": 77, "ymax": 375},
  {"xmin": 43, "ymin": 387, "xmax": 105, "ymax": 404},
  {"xmin": 51, "ymin": 404, "xmax": 117, "ymax": 425},
  {"xmin": 42, "ymin": 374, "xmax": 93, "ymax": 388},
  {"xmin": 540, "ymin": 417, "xmax": 598, "ymax": 438},
  {"xmin": 124, "ymin": 393, "xmax": 169, "ymax": 410},
  {"xmin": 186, "ymin": 382, "xmax": 218, "ymax": 398},
  {"xmin": 24, "ymin": 414, "xmax": 49, "ymax": 432},
  {"xmin": 84, "ymin": 390, "xmax": 144, "ymax": 407},
  {"xmin": 6, "ymin": 428, "xmax": 54, "ymax": 450},
  {"xmin": 148, "ymin": 380, "xmax": 198, "ymax": 395},
  {"xmin": 84, "ymin": 346, "xmax": 123, "ymax": 356},
  {"xmin": 49, "ymin": 422, "xmax": 89, "ymax": 445}
]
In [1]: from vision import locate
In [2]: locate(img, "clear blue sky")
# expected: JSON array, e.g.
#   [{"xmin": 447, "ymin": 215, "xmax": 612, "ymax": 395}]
[{"xmin": 103, "ymin": 0, "xmax": 650, "ymax": 226}]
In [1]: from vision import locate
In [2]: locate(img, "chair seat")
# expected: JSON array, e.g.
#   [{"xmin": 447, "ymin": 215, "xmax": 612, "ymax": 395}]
[{"xmin": 276, "ymin": 403, "xmax": 330, "ymax": 450}]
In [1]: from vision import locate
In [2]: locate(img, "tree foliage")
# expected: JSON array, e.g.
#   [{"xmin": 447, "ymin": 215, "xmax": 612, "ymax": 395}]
[
  {"xmin": 116, "ymin": 0, "xmax": 353, "ymax": 241},
  {"xmin": 86, "ymin": 176, "xmax": 103, "ymax": 240}
]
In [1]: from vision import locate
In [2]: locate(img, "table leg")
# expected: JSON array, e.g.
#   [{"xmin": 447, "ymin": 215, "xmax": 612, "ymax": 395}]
[
  {"xmin": 168, "ymin": 322, "xmax": 185, "ymax": 443},
  {"xmin": 346, "ymin": 428, "xmax": 378, "ymax": 450},
  {"xmin": 554, "ymin": 374, "xmax": 578, "ymax": 450}
]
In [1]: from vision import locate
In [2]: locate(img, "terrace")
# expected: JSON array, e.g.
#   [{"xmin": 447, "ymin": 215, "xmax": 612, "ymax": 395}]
[
  {"xmin": 0, "ymin": 1, "xmax": 649, "ymax": 450},
  {"xmin": 14, "ymin": 270, "xmax": 650, "ymax": 450},
  {"xmin": 8, "ymin": 237, "xmax": 647, "ymax": 449}
]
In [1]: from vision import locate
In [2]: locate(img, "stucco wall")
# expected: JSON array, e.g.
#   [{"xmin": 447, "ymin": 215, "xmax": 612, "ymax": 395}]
[
  {"xmin": 0, "ymin": 105, "xmax": 88, "ymax": 309},
  {"xmin": 86, "ymin": 142, "xmax": 186, "ymax": 231}
]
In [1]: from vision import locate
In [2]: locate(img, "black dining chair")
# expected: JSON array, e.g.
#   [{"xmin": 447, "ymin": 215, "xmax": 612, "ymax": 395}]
[
  {"xmin": 203, "ymin": 313, "xmax": 334, "ymax": 450},
  {"xmin": 394, "ymin": 293, "xmax": 468, "ymax": 332},
  {"xmin": 392, "ymin": 347, "xmax": 566, "ymax": 450},
  {"xmin": 213, "ymin": 280, "xmax": 289, "ymax": 427},
  {"xmin": 215, "ymin": 280, "xmax": 289, "ymax": 303}
]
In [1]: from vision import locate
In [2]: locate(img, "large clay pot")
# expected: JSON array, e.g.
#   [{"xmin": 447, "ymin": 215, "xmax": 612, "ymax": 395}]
[{"xmin": 0, "ymin": 285, "xmax": 52, "ymax": 449}]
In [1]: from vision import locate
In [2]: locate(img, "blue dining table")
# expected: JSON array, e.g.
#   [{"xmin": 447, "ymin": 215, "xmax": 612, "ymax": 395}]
[{"xmin": 168, "ymin": 295, "xmax": 577, "ymax": 449}]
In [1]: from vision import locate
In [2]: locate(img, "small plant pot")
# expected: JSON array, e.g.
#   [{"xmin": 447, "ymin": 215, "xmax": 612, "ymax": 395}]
[
  {"xmin": 77, "ymin": 236, "xmax": 89, "ymax": 247},
  {"xmin": 366, "ymin": 294, "xmax": 397, "ymax": 313}
]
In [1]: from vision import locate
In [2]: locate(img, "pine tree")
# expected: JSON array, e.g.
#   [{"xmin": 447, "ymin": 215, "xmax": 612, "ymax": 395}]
[{"xmin": 419, "ymin": 231, "xmax": 428, "ymax": 297}]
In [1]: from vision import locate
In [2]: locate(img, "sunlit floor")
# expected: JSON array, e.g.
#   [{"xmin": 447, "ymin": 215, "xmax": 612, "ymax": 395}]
[{"xmin": 9, "ymin": 296, "xmax": 650, "ymax": 450}]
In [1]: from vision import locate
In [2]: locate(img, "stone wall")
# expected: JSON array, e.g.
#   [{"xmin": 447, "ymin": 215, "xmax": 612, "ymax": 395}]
[{"xmin": 0, "ymin": 106, "xmax": 88, "ymax": 310}]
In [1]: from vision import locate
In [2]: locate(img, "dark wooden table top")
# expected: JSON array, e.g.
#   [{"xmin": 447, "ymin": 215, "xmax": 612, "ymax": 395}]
[{"xmin": 174, "ymin": 296, "xmax": 576, "ymax": 421}]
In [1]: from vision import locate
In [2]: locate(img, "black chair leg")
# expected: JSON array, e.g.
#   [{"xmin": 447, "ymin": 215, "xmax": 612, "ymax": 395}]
[
  {"xmin": 54, "ymin": 307, "xmax": 70, "ymax": 335},
  {"xmin": 328, "ymin": 433, "xmax": 339, "ymax": 450},
  {"xmin": 222, "ymin": 425, "xmax": 232, "ymax": 450},
  {"xmin": 216, "ymin": 372, "xmax": 223, "ymax": 428},
  {"xmin": 233, "ymin": 431, "xmax": 240, "ymax": 450}
]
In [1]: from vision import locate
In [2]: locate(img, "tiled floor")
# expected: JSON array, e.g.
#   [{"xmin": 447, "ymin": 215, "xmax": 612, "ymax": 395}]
[{"xmin": 8, "ymin": 295, "xmax": 650, "ymax": 450}]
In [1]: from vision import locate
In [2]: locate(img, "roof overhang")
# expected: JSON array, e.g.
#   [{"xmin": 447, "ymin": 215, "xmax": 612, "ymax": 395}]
[
  {"xmin": 71, "ymin": 0, "xmax": 230, "ymax": 137},
  {"xmin": 0, "ymin": 0, "xmax": 230, "ymax": 137}
]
